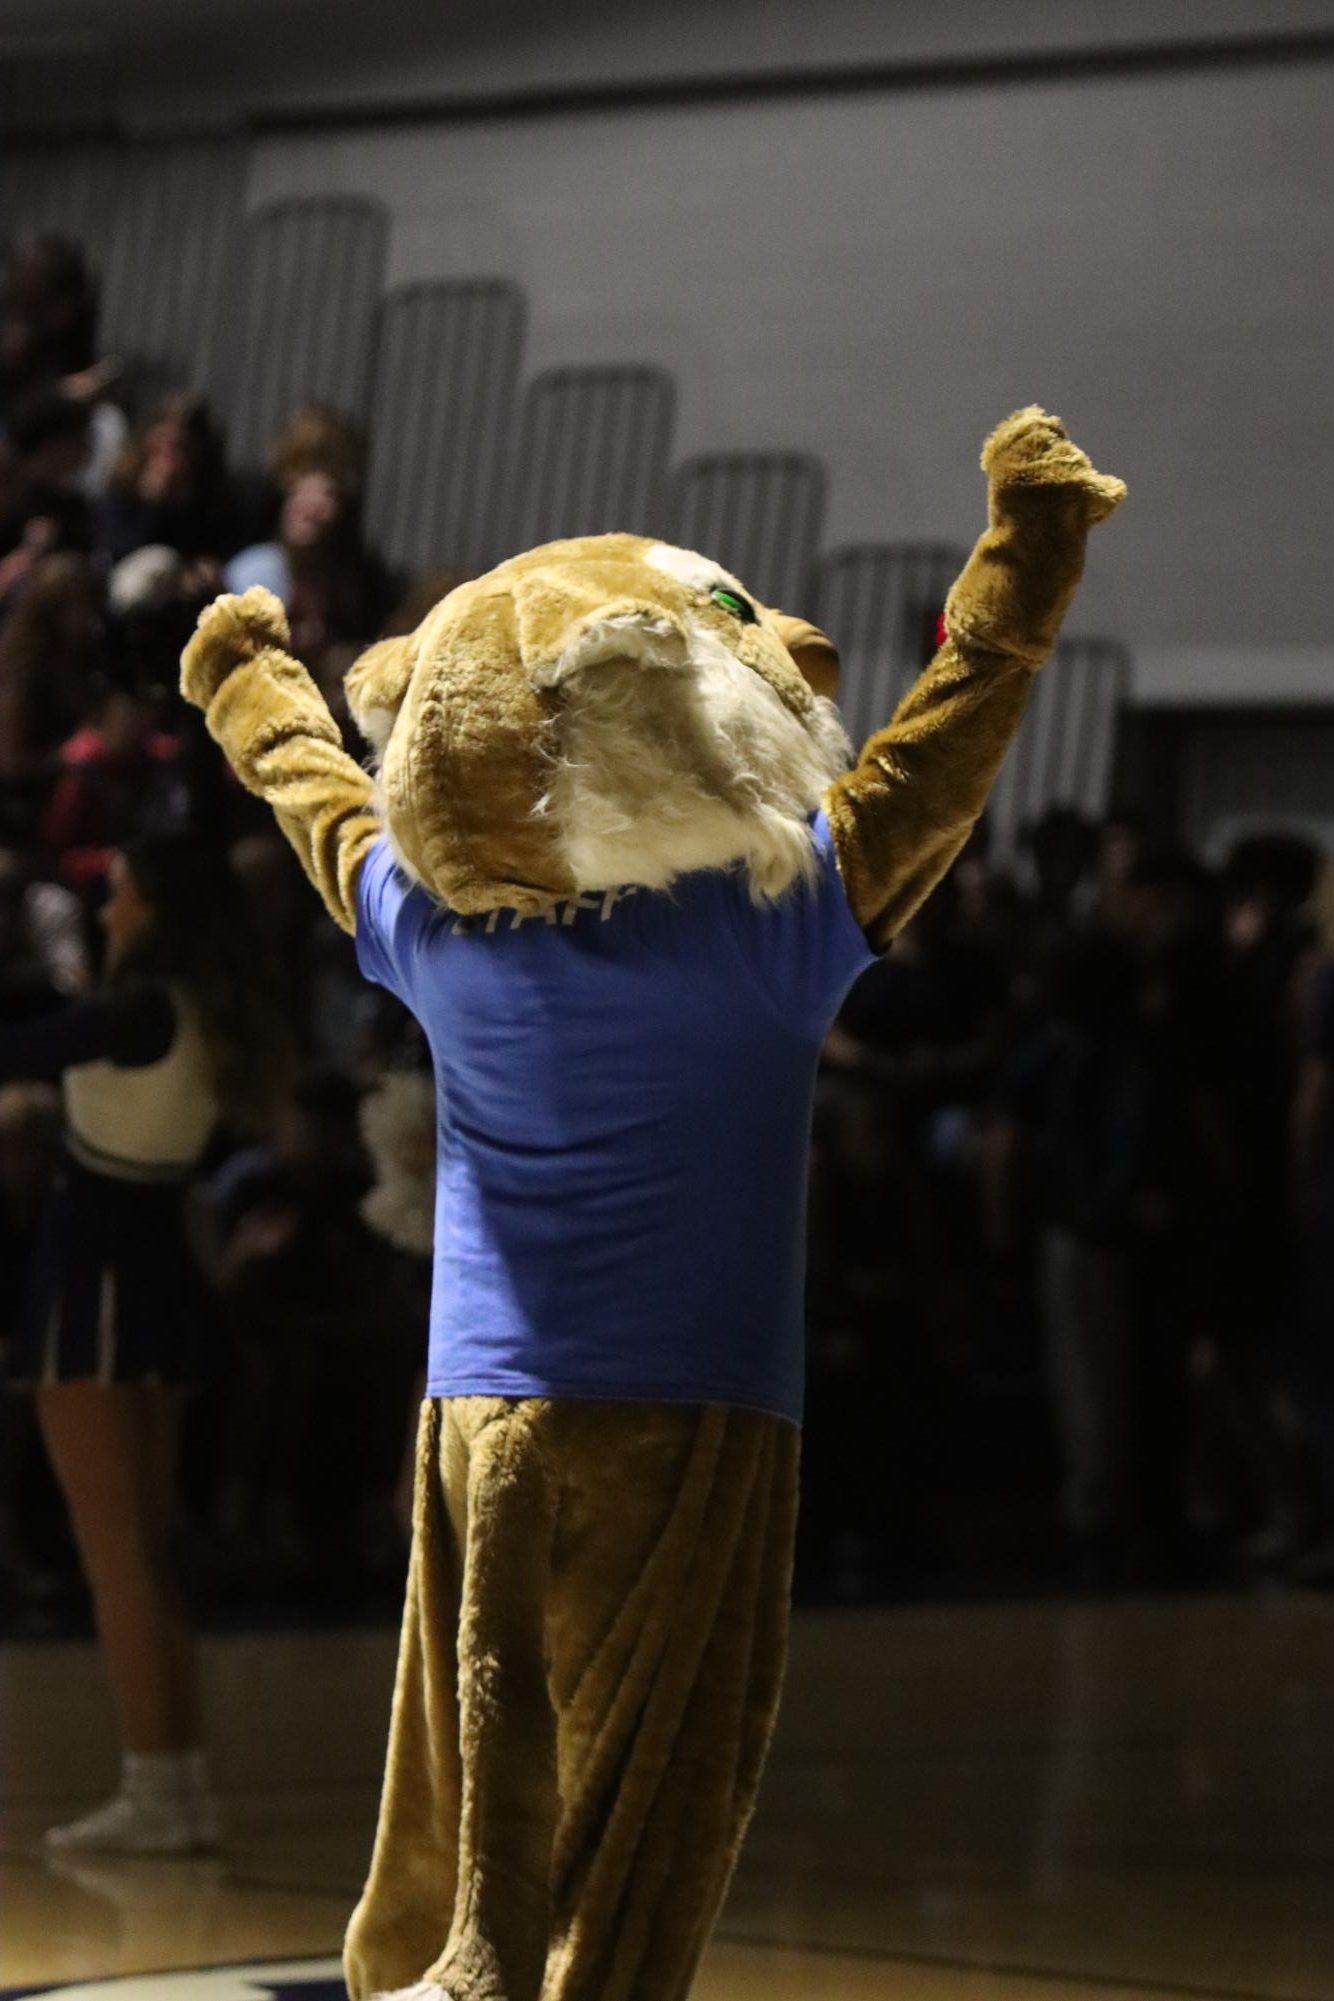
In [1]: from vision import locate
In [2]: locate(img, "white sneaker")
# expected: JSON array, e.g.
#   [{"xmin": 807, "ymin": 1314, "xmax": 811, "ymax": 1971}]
[{"xmin": 44, "ymin": 1787, "xmax": 205, "ymax": 1856}]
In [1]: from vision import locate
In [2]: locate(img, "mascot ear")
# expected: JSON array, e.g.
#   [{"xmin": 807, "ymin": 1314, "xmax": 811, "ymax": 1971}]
[
  {"xmin": 345, "ymin": 637, "xmax": 417, "ymax": 754},
  {"xmin": 770, "ymin": 612, "xmax": 840, "ymax": 700},
  {"xmin": 512, "ymin": 567, "xmax": 690, "ymax": 689}
]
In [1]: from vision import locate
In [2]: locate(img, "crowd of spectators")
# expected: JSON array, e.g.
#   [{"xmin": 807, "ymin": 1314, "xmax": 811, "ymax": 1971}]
[
  {"xmin": 1, "ymin": 231, "xmax": 1331, "ymax": 1631},
  {"xmin": 806, "ymin": 812, "xmax": 1334, "ymax": 1598}
]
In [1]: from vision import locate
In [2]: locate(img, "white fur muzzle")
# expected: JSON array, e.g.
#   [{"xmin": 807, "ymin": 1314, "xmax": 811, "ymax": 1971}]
[{"xmin": 537, "ymin": 617, "xmax": 851, "ymax": 901}]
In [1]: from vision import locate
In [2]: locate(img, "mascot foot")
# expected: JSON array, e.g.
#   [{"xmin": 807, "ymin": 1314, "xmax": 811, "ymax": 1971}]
[{"xmin": 372, "ymin": 1986, "xmax": 452, "ymax": 2001}]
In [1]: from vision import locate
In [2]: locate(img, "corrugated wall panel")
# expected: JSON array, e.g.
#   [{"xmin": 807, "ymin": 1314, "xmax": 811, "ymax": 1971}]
[
  {"xmin": 502, "ymin": 364, "xmax": 675, "ymax": 550},
  {"xmin": 813, "ymin": 542, "xmax": 963, "ymax": 750},
  {"xmin": 667, "ymin": 451, "xmax": 825, "ymax": 610},
  {"xmin": 365, "ymin": 278, "xmax": 525, "ymax": 577},
  {"xmin": 225, "ymin": 197, "xmax": 388, "ymax": 469}
]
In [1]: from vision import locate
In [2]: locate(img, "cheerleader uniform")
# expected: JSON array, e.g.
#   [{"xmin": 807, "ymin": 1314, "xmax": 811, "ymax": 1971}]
[{"xmin": 0, "ymin": 984, "xmax": 217, "ymax": 1386}]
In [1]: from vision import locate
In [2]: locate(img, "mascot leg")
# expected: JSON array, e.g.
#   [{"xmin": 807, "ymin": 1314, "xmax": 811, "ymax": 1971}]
[
  {"xmin": 344, "ymin": 1397, "xmax": 558, "ymax": 2001},
  {"xmin": 542, "ymin": 1401, "xmax": 798, "ymax": 2001},
  {"xmin": 344, "ymin": 1398, "xmax": 798, "ymax": 2001}
]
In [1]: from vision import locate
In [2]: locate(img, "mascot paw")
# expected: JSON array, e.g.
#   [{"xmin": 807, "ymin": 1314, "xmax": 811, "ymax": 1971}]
[
  {"xmin": 981, "ymin": 406, "xmax": 1126, "ymax": 524},
  {"xmin": 181, "ymin": 586, "xmax": 292, "ymax": 708}
]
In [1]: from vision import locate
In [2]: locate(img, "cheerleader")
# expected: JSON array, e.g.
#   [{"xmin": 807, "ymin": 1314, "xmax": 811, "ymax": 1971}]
[{"xmin": 0, "ymin": 835, "xmax": 287, "ymax": 1853}]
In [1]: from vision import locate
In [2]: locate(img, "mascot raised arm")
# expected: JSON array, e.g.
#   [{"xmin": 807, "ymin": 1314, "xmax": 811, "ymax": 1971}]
[{"xmin": 182, "ymin": 406, "xmax": 1123, "ymax": 2001}]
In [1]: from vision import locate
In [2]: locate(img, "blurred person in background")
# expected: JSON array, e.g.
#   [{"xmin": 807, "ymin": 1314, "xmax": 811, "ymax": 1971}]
[
  {"xmin": 1093, "ymin": 810, "xmax": 1146, "ymax": 932},
  {"xmin": 1290, "ymin": 870, "xmax": 1334, "ymax": 1577},
  {"xmin": 225, "ymin": 461, "xmax": 387, "ymax": 668},
  {"xmin": 0, "ymin": 1083, "xmax": 64, "ymax": 1605},
  {"xmin": 992, "ymin": 928, "xmax": 1157, "ymax": 1583},
  {"xmin": 96, "ymin": 394, "xmax": 239, "ymax": 575},
  {"xmin": 0, "ymin": 387, "xmax": 94, "ymax": 562},
  {"xmin": 1190, "ymin": 834, "xmax": 1322, "ymax": 1559},
  {"xmin": 226, "ymin": 403, "xmax": 388, "ymax": 648},
  {"xmin": 0, "ymin": 845, "xmax": 90, "ymax": 1013},
  {"xmin": 0, "ymin": 233, "xmax": 115, "ymax": 497},
  {"xmin": 0, "ymin": 231, "xmax": 131, "ymax": 513},
  {"xmin": 267, "ymin": 401, "xmax": 367, "ymax": 499},
  {"xmin": 1111, "ymin": 845, "xmax": 1225, "ymax": 1573},
  {"xmin": 0, "ymin": 836, "xmax": 289, "ymax": 1852},
  {"xmin": 195, "ymin": 1069, "xmax": 412, "ymax": 1597},
  {"xmin": 0, "ymin": 431, "xmax": 64, "ymax": 613},
  {"xmin": 0, "ymin": 553, "xmax": 105, "ymax": 829},
  {"xmin": 41, "ymin": 676, "xmax": 186, "ymax": 898},
  {"xmin": 0, "ymin": 235, "xmax": 99, "ymax": 413},
  {"xmin": 1022, "ymin": 804, "xmax": 1101, "ymax": 940},
  {"xmin": 820, "ymin": 867, "xmax": 1010, "ymax": 1315}
]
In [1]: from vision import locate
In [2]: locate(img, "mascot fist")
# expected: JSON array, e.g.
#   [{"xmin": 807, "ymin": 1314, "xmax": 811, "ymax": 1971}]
[
  {"xmin": 942, "ymin": 407, "xmax": 1125, "ymax": 669},
  {"xmin": 181, "ymin": 585, "xmax": 291, "ymax": 708},
  {"xmin": 982, "ymin": 405, "xmax": 1126, "ymax": 527}
]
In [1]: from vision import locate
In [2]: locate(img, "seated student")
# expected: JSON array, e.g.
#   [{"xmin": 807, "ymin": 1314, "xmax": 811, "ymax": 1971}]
[
  {"xmin": 1, "ymin": 388, "xmax": 94, "ymax": 559},
  {"xmin": 0, "ymin": 554, "xmax": 104, "ymax": 829},
  {"xmin": 0, "ymin": 846, "xmax": 90, "ymax": 1013},
  {"xmin": 0, "ymin": 234, "xmax": 99, "ymax": 415},
  {"xmin": 96, "ymin": 395, "xmax": 239, "ymax": 573},
  {"xmin": 224, "ymin": 468, "xmax": 387, "ymax": 668},
  {"xmin": 41, "ymin": 680, "xmax": 185, "ymax": 897}
]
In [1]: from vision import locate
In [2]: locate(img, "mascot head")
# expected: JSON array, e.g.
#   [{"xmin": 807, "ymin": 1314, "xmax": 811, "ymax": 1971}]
[{"xmin": 345, "ymin": 533, "xmax": 848, "ymax": 915}]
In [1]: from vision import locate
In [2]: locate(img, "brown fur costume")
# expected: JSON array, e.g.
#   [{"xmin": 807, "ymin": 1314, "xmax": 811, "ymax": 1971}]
[{"xmin": 181, "ymin": 407, "xmax": 1123, "ymax": 2001}]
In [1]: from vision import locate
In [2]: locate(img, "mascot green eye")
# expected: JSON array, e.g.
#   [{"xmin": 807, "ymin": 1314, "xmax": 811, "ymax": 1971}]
[{"xmin": 710, "ymin": 585, "xmax": 757, "ymax": 624}]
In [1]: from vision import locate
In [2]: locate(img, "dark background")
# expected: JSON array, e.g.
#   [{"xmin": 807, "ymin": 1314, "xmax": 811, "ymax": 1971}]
[{"xmin": 1, "ymin": 0, "xmax": 1332, "ymax": 1631}]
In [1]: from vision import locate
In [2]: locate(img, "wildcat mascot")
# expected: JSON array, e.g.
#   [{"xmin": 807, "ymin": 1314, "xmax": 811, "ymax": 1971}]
[{"xmin": 182, "ymin": 407, "xmax": 1123, "ymax": 2001}]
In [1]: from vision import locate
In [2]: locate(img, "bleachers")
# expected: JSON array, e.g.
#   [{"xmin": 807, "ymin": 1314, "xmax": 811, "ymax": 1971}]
[
  {"xmin": 668, "ymin": 451, "xmax": 825, "ymax": 611},
  {"xmin": 0, "ymin": 141, "xmax": 1131, "ymax": 834},
  {"xmin": 0, "ymin": 136, "xmax": 244, "ymax": 416},
  {"xmin": 812, "ymin": 543, "xmax": 965, "ymax": 747},
  {"xmin": 365, "ymin": 279, "xmax": 527, "ymax": 578},
  {"xmin": 223, "ymin": 197, "xmax": 389, "ymax": 471},
  {"xmin": 985, "ymin": 636, "xmax": 1130, "ymax": 857},
  {"xmin": 501, "ymin": 364, "xmax": 676, "ymax": 551},
  {"xmin": 99, "ymin": 140, "xmax": 247, "ymax": 418}
]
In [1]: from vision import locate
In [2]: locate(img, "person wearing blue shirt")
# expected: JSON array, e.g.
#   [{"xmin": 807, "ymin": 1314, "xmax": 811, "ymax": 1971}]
[{"xmin": 181, "ymin": 410, "xmax": 1123, "ymax": 2001}]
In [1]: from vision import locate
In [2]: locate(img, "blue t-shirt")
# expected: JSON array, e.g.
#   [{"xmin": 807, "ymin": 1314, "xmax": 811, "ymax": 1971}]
[{"xmin": 355, "ymin": 813, "xmax": 874, "ymax": 1425}]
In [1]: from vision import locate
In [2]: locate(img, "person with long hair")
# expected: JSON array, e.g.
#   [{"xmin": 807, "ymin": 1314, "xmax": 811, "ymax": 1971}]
[
  {"xmin": 224, "ymin": 406, "xmax": 388, "ymax": 669},
  {"xmin": 0, "ymin": 835, "xmax": 289, "ymax": 1852},
  {"xmin": 0, "ymin": 552, "xmax": 104, "ymax": 828},
  {"xmin": 96, "ymin": 393, "xmax": 237, "ymax": 572}
]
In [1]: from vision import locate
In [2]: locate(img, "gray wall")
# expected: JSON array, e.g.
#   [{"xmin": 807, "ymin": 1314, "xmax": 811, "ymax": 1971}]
[
  {"xmin": 245, "ymin": 54, "xmax": 1334, "ymax": 702},
  {"xmin": 6, "ymin": 0, "xmax": 1334, "ymax": 124},
  {"xmin": 6, "ymin": 2, "xmax": 1331, "ymax": 705}
]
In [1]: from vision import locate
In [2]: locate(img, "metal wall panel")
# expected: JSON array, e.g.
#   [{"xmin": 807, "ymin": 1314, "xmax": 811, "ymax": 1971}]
[
  {"xmin": 815, "ymin": 544, "xmax": 1128, "ymax": 854},
  {"xmin": 986, "ymin": 636, "xmax": 1129, "ymax": 854},
  {"xmin": 667, "ymin": 451, "xmax": 825, "ymax": 610},
  {"xmin": 225, "ymin": 197, "xmax": 388, "ymax": 469},
  {"xmin": 97, "ymin": 141, "xmax": 246, "ymax": 416},
  {"xmin": 502, "ymin": 364, "xmax": 675, "ymax": 551},
  {"xmin": 1, "ymin": 138, "xmax": 245, "ymax": 419},
  {"xmin": 0, "ymin": 140, "xmax": 113, "ymax": 252},
  {"xmin": 364, "ymin": 278, "xmax": 525, "ymax": 578},
  {"xmin": 812, "ymin": 542, "xmax": 964, "ymax": 749}
]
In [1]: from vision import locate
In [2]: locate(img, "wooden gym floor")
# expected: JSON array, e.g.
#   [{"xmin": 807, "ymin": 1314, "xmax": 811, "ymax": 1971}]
[{"xmin": 1, "ymin": 1593, "xmax": 1331, "ymax": 2001}]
